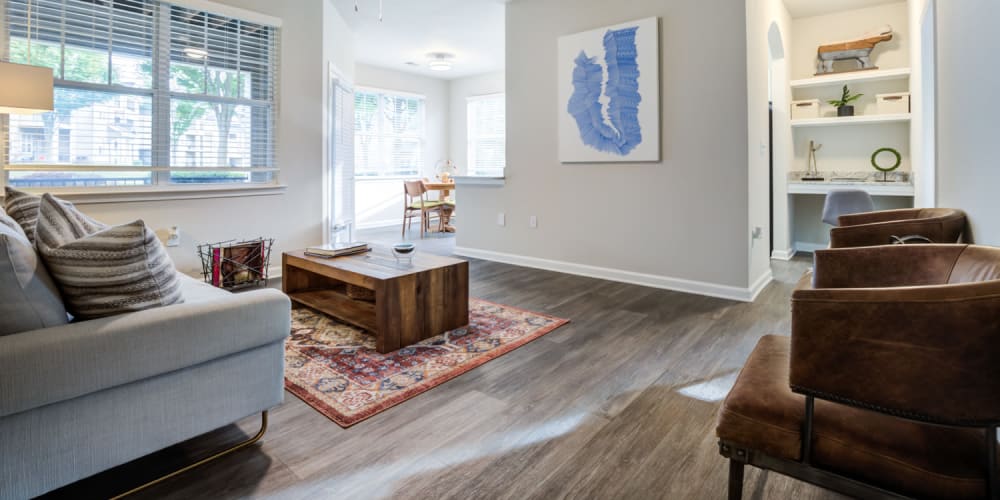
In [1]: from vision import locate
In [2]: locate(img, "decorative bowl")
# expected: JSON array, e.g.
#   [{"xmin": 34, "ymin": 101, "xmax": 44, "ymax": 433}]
[{"xmin": 392, "ymin": 243, "xmax": 416, "ymax": 260}]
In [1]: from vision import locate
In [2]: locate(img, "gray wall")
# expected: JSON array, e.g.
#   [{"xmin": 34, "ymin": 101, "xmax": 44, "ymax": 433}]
[
  {"xmin": 936, "ymin": 0, "xmax": 1000, "ymax": 244},
  {"xmin": 456, "ymin": 0, "xmax": 750, "ymax": 288}
]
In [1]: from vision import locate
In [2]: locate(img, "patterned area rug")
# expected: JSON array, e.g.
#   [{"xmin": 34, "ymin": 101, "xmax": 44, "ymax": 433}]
[{"xmin": 285, "ymin": 299, "xmax": 569, "ymax": 427}]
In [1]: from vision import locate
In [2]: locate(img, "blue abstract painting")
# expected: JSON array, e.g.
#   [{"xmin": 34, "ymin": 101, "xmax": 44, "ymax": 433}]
[
  {"xmin": 558, "ymin": 18, "xmax": 659, "ymax": 163},
  {"xmin": 568, "ymin": 27, "xmax": 642, "ymax": 156}
]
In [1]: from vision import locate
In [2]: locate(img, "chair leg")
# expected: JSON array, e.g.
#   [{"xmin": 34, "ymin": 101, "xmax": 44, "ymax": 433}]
[{"xmin": 728, "ymin": 459, "xmax": 745, "ymax": 500}]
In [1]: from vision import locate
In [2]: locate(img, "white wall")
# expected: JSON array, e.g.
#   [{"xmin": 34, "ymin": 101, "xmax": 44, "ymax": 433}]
[
  {"xmin": 449, "ymin": 71, "xmax": 505, "ymax": 175},
  {"xmin": 936, "ymin": 0, "xmax": 1000, "ymax": 244},
  {"xmin": 73, "ymin": 0, "xmax": 352, "ymax": 276},
  {"xmin": 747, "ymin": 0, "xmax": 792, "ymax": 276},
  {"xmin": 353, "ymin": 63, "xmax": 450, "ymax": 229},
  {"xmin": 456, "ymin": 0, "xmax": 752, "ymax": 298},
  {"xmin": 790, "ymin": 2, "xmax": 910, "ymax": 80}
]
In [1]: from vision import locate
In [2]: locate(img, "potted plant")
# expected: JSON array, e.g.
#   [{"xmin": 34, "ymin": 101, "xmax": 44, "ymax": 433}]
[{"xmin": 828, "ymin": 85, "xmax": 863, "ymax": 117}]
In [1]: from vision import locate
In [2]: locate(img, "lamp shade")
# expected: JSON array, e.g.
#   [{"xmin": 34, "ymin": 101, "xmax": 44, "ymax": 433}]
[{"xmin": 0, "ymin": 61, "xmax": 54, "ymax": 114}]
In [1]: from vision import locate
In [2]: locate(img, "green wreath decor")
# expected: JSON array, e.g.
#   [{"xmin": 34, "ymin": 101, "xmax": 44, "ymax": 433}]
[{"xmin": 871, "ymin": 147, "xmax": 902, "ymax": 172}]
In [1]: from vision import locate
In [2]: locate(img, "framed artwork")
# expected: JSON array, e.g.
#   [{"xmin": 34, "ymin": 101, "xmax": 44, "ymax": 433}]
[{"xmin": 558, "ymin": 17, "xmax": 660, "ymax": 163}]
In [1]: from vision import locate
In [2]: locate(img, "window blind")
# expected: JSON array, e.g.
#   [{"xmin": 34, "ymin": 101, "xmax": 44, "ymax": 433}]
[
  {"xmin": 3, "ymin": 0, "xmax": 280, "ymax": 189},
  {"xmin": 354, "ymin": 88, "xmax": 424, "ymax": 178},
  {"xmin": 467, "ymin": 93, "xmax": 505, "ymax": 177}
]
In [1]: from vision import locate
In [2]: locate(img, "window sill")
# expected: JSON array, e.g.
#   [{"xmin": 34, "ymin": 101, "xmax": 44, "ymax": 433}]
[
  {"xmin": 8, "ymin": 183, "xmax": 288, "ymax": 205},
  {"xmin": 453, "ymin": 176, "xmax": 506, "ymax": 187}
]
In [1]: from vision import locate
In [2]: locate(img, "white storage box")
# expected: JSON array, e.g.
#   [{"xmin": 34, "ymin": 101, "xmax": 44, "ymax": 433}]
[
  {"xmin": 876, "ymin": 92, "xmax": 910, "ymax": 114},
  {"xmin": 791, "ymin": 99, "xmax": 820, "ymax": 120}
]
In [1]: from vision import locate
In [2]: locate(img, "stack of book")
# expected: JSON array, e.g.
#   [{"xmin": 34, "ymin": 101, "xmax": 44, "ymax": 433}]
[{"xmin": 305, "ymin": 242, "xmax": 371, "ymax": 258}]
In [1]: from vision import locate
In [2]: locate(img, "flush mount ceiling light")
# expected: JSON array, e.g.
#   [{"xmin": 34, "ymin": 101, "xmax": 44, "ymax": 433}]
[
  {"xmin": 426, "ymin": 53, "xmax": 455, "ymax": 72},
  {"xmin": 0, "ymin": 0, "xmax": 54, "ymax": 114},
  {"xmin": 184, "ymin": 47, "xmax": 209, "ymax": 60}
]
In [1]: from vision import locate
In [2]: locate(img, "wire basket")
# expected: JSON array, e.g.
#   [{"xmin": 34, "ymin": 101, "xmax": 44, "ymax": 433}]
[{"xmin": 197, "ymin": 238, "xmax": 274, "ymax": 290}]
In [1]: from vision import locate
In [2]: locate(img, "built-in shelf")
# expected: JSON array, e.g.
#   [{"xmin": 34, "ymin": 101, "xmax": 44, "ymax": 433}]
[
  {"xmin": 787, "ymin": 181, "xmax": 915, "ymax": 197},
  {"xmin": 791, "ymin": 113, "xmax": 911, "ymax": 128},
  {"xmin": 790, "ymin": 67, "xmax": 911, "ymax": 90}
]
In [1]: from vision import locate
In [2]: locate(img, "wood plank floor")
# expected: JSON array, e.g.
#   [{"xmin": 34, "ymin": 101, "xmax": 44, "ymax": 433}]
[{"xmin": 45, "ymin": 229, "xmax": 845, "ymax": 499}]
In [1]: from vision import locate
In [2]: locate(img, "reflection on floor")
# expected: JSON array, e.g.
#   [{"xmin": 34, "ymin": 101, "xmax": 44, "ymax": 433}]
[{"xmin": 45, "ymin": 252, "xmax": 845, "ymax": 500}]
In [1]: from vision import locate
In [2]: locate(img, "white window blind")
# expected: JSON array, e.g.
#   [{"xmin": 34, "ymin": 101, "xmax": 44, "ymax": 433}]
[
  {"xmin": 354, "ymin": 88, "xmax": 424, "ymax": 178},
  {"xmin": 3, "ymin": 0, "xmax": 279, "ymax": 189},
  {"xmin": 467, "ymin": 93, "xmax": 505, "ymax": 177}
]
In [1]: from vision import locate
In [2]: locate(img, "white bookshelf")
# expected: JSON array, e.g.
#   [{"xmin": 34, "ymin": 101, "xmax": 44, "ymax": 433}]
[
  {"xmin": 790, "ymin": 113, "xmax": 911, "ymax": 128},
  {"xmin": 790, "ymin": 67, "xmax": 911, "ymax": 90}
]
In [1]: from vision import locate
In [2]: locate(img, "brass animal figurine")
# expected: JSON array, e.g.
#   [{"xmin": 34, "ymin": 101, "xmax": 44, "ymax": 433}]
[{"xmin": 816, "ymin": 25, "xmax": 893, "ymax": 75}]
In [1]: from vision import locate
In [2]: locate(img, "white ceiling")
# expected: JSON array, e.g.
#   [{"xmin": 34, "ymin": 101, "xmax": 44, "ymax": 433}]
[
  {"xmin": 783, "ymin": 0, "xmax": 905, "ymax": 18},
  {"xmin": 332, "ymin": 0, "xmax": 506, "ymax": 80}
]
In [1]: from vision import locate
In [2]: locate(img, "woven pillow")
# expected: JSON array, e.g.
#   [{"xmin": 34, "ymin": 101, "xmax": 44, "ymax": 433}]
[
  {"xmin": 35, "ymin": 194, "xmax": 183, "ymax": 319},
  {"xmin": 3, "ymin": 187, "xmax": 74, "ymax": 245}
]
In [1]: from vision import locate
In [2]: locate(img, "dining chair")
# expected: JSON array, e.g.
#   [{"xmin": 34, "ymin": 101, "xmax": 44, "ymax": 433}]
[{"xmin": 402, "ymin": 180, "xmax": 445, "ymax": 238}]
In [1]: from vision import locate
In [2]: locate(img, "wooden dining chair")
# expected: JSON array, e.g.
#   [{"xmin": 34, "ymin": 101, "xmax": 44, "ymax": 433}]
[{"xmin": 402, "ymin": 180, "xmax": 445, "ymax": 238}]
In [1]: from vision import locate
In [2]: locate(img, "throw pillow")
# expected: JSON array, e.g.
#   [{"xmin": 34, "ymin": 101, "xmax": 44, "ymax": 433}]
[
  {"xmin": 0, "ymin": 221, "xmax": 69, "ymax": 336},
  {"xmin": 35, "ymin": 194, "xmax": 183, "ymax": 319},
  {"xmin": 3, "ymin": 187, "xmax": 75, "ymax": 245},
  {"xmin": 0, "ymin": 207, "xmax": 26, "ymax": 238}
]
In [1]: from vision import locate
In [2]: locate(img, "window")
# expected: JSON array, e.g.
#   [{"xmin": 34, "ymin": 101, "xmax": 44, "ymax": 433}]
[
  {"xmin": 354, "ymin": 88, "xmax": 425, "ymax": 178},
  {"xmin": 467, "ymin": 93, "xmax": 505, "ymax": 177},
  {"xmin": 3, "ymin": 0, "xmax": 279, "ymax": 189}
]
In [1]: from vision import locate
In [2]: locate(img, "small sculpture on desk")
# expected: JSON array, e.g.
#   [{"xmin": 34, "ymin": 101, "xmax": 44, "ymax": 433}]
[
  {"xmin": 802, "ymin": 140, "xmax": 824, "ymax": 181},
  {"xmin": 816, "ymin": 25, "xmax": 893, "ymax": 75},
  {"xmin": 871, "ymin": 147, "xmax": 902, "ymax": 182}
]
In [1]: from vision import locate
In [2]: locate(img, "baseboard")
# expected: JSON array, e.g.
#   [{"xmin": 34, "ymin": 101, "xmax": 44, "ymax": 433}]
[
  {"xmin": 794, "ymin": 242, "xmax": 827, "ymax": 254},
  {"xmin": 748, "ymin": 270, "xmax": 774, "ymax": 302},
  {"xmin": 454, "ymin": 247, "xmax": 764, "ymax": 302},
  {"xmin": 771, "ymin": 248, "xmax": 796, "ymax": 261}
]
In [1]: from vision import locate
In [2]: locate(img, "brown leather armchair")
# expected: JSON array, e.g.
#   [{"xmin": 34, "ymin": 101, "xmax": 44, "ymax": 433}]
[
  {"xmin": 829, "ymin": 208, "xmax": 966, "ymax": 248},
  {"xmin": 716, "ymin": 244, "xmax": 1000, "ymax": 500}
]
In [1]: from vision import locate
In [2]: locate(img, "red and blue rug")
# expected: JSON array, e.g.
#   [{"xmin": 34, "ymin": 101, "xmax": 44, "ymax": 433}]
[{"xmin": 285, "ymin": 299, "xmax": 569, "ymax": 427}]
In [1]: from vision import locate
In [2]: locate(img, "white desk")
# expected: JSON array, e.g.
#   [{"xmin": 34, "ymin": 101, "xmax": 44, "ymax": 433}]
[{"xmin": 787, "ymin": 181, "xmax": 915, "ymax": 197}]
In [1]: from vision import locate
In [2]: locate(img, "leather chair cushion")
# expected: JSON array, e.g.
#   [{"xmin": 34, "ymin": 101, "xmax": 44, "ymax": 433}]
[{"xmin": 717, "ymin": 335, "xmax": 987, "ymax": 499}]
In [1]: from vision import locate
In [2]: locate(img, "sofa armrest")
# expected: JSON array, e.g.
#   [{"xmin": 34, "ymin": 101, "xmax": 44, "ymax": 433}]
[
  {"xmin": 0, "ymin": 288, "xmax": 290, "ymax": 418},
  {"xmin": 810, "ymin": 245, "xmax": 966, "ymax": 289},
  {"xmin": 790, "ymin": 281, "xmax": 1000, "ymax": 425}
]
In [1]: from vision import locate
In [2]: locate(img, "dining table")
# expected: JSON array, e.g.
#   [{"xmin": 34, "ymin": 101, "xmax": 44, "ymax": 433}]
[{"xmin": 422, "ymin": 180, "xmax": 457, "ymax": 232}]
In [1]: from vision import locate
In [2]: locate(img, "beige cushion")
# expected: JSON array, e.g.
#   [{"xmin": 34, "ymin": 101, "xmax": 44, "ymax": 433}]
[
  {"xmin": 35, "ymin": 194, "xmax": 183, "ymax": 319},
  {"xmin": 0, "ymin": 215, "xmax": 68, "ymax": 336}
]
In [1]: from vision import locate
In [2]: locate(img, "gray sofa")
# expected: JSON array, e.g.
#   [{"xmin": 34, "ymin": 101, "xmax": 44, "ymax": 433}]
[{"xmin": 0, "ymin": 261, "xmax": 290, "ymax": 498}]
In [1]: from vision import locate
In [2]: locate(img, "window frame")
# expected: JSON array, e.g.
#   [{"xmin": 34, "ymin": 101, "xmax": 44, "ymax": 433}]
[
  {"xmin": 353, "ymin": 86, "xmax": 426, "ymax": 179},
  {"xmin": 0, "ymin": 0, "xmax": 284, "ymax": 200},
  {"xmin": 466, "ymin": 92, "xmax": 506, "ymax": 178}
]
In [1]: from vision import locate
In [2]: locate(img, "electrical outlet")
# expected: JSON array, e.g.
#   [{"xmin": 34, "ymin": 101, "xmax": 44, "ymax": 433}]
[
  {"xmin": 497, "ymin": 213, "xmax": 506, "ymax": 226},
  {"xmin": 166, "ymin": 226, "xmax": 181, "ymax": 247},
  {"xmin": 529, "ymin": 215, "xmax": 538, "ymax": 228}
]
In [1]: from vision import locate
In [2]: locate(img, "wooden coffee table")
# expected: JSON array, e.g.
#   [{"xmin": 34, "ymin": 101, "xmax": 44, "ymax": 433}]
[{"xmin": 282, "ymin": 247, "xmax": 469, "ymax": 353}]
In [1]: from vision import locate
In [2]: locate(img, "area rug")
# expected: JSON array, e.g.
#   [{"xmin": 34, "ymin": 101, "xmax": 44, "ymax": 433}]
[{"xmin": 284, "ymin": 299, "xmax": 569, "ymax": 427}]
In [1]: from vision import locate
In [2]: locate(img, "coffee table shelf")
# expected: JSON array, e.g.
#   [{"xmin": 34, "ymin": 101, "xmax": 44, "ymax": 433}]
[{"xmin": 287, "ymin": 288, "xmax": 377, "ymax": 332}]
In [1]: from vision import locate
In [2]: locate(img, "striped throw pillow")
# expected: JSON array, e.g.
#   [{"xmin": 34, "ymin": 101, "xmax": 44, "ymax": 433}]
[
  {"xmin": 35, "ymin": 194, "xmax": 183, "ymax": 319},
  {"xmin": 3, "ymin": 187, "xmax": 75, "ymax": 245}
]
